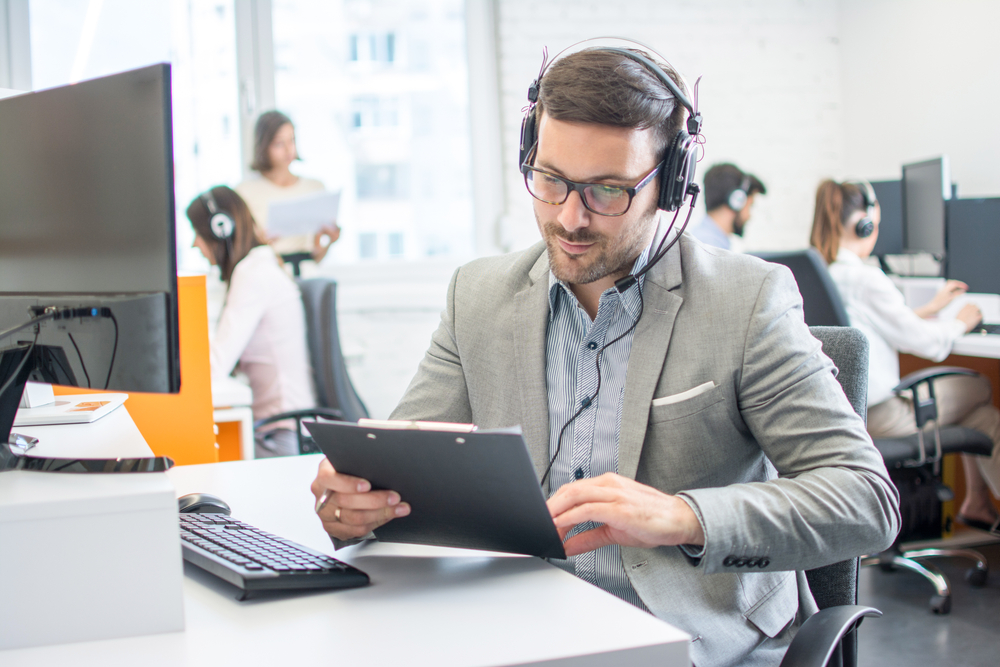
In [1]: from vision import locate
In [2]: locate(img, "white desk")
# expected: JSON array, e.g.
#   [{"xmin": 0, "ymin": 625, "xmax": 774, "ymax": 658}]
[
  {"xmin": 951, "ymin": 333, "xmax": 1000, "ymax": 359},
  {"xmin": 2, "ymin": 451, "xmax": 690, "ymax": 666}
]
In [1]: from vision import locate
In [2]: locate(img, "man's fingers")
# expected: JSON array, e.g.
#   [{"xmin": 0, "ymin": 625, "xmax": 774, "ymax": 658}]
[
  {"xmin": 562, "ymin": 526, "xmax": 614, "ymax": 557},
  {"xmin": 321, "ymin": 502, "xmax": 411, "ymax": 540},
  {"xmin": 311, "ymin": 460, "xmax": 371, "ymax": 498}
]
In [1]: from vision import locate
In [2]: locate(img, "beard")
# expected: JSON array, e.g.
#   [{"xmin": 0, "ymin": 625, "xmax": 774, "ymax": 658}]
[{"xmin": 537, "ymin": 209, "xmax": 656, "ymax": 286}]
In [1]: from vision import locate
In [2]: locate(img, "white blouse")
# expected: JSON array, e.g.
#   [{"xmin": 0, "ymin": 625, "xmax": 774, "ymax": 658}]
[
  {"xmin": 828, "ymin": 248, "xmax": 966, "ymax": 406},
  {"xmin": 211, "ymin": 245, "xmax": 316, "ymax": 423}
]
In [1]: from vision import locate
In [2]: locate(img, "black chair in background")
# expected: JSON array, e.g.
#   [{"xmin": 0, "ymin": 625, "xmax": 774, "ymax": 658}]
[
  {"xmin": 780, "ymin": 326, "xmax": 881, "ymax": 667},
  {"xmin": 280, "ymin": 252, "xmax": 313, "ymax": 278},
  {"xmin": 755, "ymin": 249, "xmax": 992, "ymax": 614},
  {"xmin": 752, "ymin": 249, "xmax": 850, "ymax": 326},
  {"xmin": 255, "ymin": 277, "xmax": 369, "ymax": 454}
]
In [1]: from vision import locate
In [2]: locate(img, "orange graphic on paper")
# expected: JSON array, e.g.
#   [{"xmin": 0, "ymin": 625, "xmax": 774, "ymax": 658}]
[{"xmin": 68, "ymin": 401, "xmax": 110, "ymax": 413}]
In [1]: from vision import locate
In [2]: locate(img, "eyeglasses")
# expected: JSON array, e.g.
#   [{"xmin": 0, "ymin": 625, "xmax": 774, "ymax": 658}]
[{"xmin": 521, "ymin": 146, "xmax": 661, "ymax": 217}]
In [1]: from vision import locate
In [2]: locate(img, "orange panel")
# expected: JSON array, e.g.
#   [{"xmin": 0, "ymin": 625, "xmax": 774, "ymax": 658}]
[
  {"xmin": 215, "ymin": 420, "xmax": 243, "ymax": 462},
  {"xmin": 54, "ymin": 275, "xmax": 218, "ymax": 465}
]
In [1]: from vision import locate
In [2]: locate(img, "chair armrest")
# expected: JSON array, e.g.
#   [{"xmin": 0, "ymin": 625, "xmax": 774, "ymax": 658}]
[
  {"xmin": 254, "ymin": 407, "xmax": 346, "ymax": 431},
  {"xmin": 892, "ymin": 366, "xmax": 978, "ymax": 393},
  {"xmin": 779, "ymin": 605, "xmax": 881, "ymax": 667}
]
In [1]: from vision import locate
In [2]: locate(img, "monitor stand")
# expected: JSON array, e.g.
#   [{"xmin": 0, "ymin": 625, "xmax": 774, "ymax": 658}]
[{"xmin": 0, "ymin": 345, "xmax": 173, "ymax": 473}]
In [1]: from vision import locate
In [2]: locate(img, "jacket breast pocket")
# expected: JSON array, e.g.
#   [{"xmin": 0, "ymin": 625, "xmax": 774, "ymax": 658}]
[{"xmin": 649, "ymin": 384, "xmax": 724, "ymax": 424}]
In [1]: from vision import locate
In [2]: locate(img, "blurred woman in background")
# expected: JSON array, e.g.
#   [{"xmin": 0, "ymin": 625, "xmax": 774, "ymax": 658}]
[
  {"xmin": 236, "ymin": 110, "xmax": 340, "ymax": 265},
  {"xmin": 811, "ymin": 179, "xmax": 1000, "ymax": 532},
  {"xmin": 188, "ymin": 185, "xmax": 316, "ymax": 457}
]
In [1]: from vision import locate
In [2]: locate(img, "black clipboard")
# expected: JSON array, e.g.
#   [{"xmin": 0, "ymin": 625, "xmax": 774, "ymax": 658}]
[{"xmin": 306, "ymin": 421, "xmax": 566, "ymax": 559}]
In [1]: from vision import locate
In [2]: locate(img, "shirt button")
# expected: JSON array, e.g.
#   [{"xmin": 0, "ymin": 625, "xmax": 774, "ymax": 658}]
[
  {"xmin": 587, "ymin": 341, "xmax": 598, "ymax": 350},
  {"xmin": 574, "ymin": 468, "xmax": 584, "ymax": 480}
]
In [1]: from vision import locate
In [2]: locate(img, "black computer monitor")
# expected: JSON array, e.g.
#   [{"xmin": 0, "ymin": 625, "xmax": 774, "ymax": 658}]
[
  {"xmin": 902, "ymin": 157, "xmax": 950, "ymax": 255},
  {"xmin": 870, "ymin": 179, "xmax": 903, "ymax": 256},
  {"xmin": 946, "ymin": 198, "xmax": 1000, "ymax": 294},
  {"xmin": 0, "ymin": 64, "xmax": 180, "ymax": 453}
]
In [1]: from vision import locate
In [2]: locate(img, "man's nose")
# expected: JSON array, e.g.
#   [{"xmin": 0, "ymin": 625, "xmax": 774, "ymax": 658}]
[{"xmin": 556, "ymin": 190, "xmax": 590, "ymax": 232}]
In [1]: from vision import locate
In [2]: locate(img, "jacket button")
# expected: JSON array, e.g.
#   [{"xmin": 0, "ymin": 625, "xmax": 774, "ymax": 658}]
[
  {"xmin": 723, "ymin": 556, "xmax": 736, "ymax": 567},
  {"xmin": 746, "ymin": 558, "xmax": 759, "ymax": 568},
  {"xmin": 759, "ymin": 558, "xmax": 770, "ymax": 568},
  {"xmin": 734, "ymin": 558, "xmax": 747, "ymax": 567}
]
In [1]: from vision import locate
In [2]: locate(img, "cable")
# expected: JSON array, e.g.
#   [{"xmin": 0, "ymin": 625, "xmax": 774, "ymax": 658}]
[
  {"xmin": 103, "ymin": 312, "xmax": 119, "ymax": 390},
  {"xmin": 541, "ymin": 188, "xmax": 701, "ymax": 489},
  {"xmin": 0, "ymin": 311, "xmax": 56, "ymax": 341},
  {"xmin": 66, "ymin": 332, "xmax": 91, "ymax": 387}
]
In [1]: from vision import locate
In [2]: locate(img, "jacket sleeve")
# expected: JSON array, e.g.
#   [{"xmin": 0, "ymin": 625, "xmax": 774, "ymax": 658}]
[{"xmin": 677, "ymin": 265, "xmax": 901, "ymax": 573}]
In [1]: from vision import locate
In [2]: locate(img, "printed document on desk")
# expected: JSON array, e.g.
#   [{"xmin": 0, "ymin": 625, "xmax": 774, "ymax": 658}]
[
  {"xmin": 307, "ymin": 421, "xmax": 567, "ymax": 559},
  {"xmin": 267, "ymin": 191, "xmax": 340, "ymax": 237}
]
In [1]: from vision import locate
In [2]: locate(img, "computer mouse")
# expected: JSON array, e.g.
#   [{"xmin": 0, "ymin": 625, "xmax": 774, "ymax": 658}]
[{"xmin": 178, "ymin": 492, "xmax": 231, "ymax": 515}]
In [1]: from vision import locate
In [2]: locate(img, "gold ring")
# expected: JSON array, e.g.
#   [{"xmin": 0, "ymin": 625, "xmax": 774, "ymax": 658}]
[{"xmin": 334, "ymin": 507, "xmax": 342, "ymax": 521}]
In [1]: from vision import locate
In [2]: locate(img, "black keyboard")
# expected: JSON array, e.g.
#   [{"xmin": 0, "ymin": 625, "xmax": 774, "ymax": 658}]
[
  {"xmin": 970, "ymin": 323, "xmax": 1000, "ymax": 335},
  {"xmin": 179, "ymin": 513, "xmax": 369, "ymax": 599}
]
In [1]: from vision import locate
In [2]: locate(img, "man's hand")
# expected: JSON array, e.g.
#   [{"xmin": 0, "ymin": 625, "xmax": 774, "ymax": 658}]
[
  {"xmin": 311, "ymin": 457, "xmax": 410, "ymax": 541},
  {"xmin": 547, "ymin": 473, "xmax": 705, "ymax": 557}
]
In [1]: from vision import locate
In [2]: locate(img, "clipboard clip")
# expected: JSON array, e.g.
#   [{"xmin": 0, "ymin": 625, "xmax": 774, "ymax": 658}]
[{"xmin": 357, "ymin": 419, "xmax": 477, "ymax": 433}]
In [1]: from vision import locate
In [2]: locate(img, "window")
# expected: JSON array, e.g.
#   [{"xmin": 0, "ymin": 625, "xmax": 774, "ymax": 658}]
[
  {"xmin": 272, "ymin": 0, "xmax": 474, "ymax": 263},
  {"xmin": 388, "ymin": 232, "xmax": 404, "ymax": 257},
  {"xmin": 27, "ymin": 0, "xmax": 241, "ymax": 273}
]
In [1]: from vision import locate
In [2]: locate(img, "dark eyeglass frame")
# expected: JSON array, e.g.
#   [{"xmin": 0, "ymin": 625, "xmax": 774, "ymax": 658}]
[{"xmin": 521, "ymin": 144, "xmax": 661, "ymax": 217}]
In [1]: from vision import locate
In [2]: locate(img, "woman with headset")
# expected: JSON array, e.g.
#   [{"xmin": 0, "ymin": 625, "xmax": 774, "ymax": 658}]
[
  {"xmin": 811, "ymin": 179, "xmax": 1000, "ymax": 532},
  {"xmin": 236, "ymin": 110, "xmax": 340, "ymax": 264},
  {"xmin": 188, "ymin": 186, "xmax": 317, "ymax": 458}
]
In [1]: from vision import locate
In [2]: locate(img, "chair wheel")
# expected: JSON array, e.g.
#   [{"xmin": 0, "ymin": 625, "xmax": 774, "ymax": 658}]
[
  {"xmin": 966, "ymin": 568, "xmax": 988, "ymax": 587},
  {"xmin": 930, "ymin": 594, "xmax": 951, "ymax": 615}
]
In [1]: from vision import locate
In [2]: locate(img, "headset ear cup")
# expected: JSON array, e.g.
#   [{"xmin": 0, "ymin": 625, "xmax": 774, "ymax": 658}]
[
  {"xmin": 658, "ymin": 131, "xmax": 695, "ymax": 211},
  {"xmin": 856, "ymin": 214, "xmax": 874, "ymax": 239},
  {"xmin": 210, "ymin": 212, "xmax": 235, "ymax": 240},
  {"xmin": 728, "ymin": 188, "xmax": 748, "ymax": 212},
  {"xmin": 519, "ymin": 107, "xmax": 538, "ymax": 170}
]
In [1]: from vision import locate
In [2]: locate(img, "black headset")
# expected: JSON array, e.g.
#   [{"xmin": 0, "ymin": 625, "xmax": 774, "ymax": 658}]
[
  {"xmin": 518, "ymin": 43, "xmax": 703, "ymax": 214},
  {"xmin": 200, "ymin": 189, "xmax": 235, "ymax": 240},
  {"xmin": 847, "ymin": 180, "xmax": 877, "ymax": 239},
  {"xmin": 727, "ymin": 174, "xmax": 751, "ymax": 212}
]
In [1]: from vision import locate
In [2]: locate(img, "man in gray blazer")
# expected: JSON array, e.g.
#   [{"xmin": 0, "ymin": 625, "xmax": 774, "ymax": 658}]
[{"xmin": 311, "ymin": 44, "xmax": 899, "ymax": 667}]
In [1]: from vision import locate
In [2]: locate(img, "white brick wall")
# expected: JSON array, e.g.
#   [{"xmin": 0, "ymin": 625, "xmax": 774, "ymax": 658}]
[{"xmin": 494, "ymin": 0, "xmax": 846, "ymax": 252}]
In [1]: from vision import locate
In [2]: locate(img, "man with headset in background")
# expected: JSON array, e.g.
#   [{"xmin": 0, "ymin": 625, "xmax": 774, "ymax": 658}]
[
  {"xmin": 691, "ymin": 162, "xmax": 766, "ymax": 250},
  {"xmin": 310, "ymin": 41, "xmax": 898, "ymax": 667}
]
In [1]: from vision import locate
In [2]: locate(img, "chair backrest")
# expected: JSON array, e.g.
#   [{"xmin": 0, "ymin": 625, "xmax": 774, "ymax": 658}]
[
  {"xmin": 753, "ymin": 249, "xmax": 851, "ymax": 327},
  {"xmin": 297, "ymin": 278, "xmax": 370, "ymax": 422},
  {"xmin": 804, "ymin": 326, "xmax": 871, "ymax": 667}
]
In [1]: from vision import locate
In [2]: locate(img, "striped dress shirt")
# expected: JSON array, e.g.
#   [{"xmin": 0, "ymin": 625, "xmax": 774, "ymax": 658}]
[{"xmin": 544, "ymin": 242, "xmax": 652, "ymax": 612}]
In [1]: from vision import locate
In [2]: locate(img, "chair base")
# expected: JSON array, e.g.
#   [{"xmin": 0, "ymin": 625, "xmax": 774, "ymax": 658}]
[{"xmin": 861, "ymin": 546, "xmax": 989, "ymax": 615}]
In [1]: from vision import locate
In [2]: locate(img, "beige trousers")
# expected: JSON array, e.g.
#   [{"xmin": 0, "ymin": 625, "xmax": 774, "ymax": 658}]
[{"xmin": 868, "ymin": 373, "xmax": 1000, "ymax": 497}]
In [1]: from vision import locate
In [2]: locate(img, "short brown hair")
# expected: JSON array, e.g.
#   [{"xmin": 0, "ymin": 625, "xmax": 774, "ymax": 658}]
[
  {"xmin": 186, "ymin": 186, "xmax": 267, "ymax": 284},
  {"xmin": 536, "ymin": 48, "xmax": 688, "ymax": 159},
  {"xmin": 810, "ymin": 180, "xmax": 868, "ymax": 265},
  {"xmin": 250, "ymin": 110, "xmax": 296, "ymax": 173}
]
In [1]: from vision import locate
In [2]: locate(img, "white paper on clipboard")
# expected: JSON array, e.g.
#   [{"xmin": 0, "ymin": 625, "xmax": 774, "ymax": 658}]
[{"xmin": 267, "ymin": 191, "xmax": 340, "ymax": 237}]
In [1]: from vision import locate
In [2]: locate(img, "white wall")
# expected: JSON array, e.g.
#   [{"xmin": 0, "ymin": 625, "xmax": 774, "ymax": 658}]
[
  {"xmin": 839, "ymin": 0, "xmax": 1000, "ymax": 198},
  {"xmin": 494, "ymin": 0, "xmax": 846, "ymax": 252}
]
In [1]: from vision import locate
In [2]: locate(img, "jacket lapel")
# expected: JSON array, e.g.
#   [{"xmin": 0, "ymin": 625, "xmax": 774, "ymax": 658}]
[
  {"xmin": 618, "ymin": 239, "xmax": 685, "ymax": 481},
  {"xmin": 513, "ymin": 249, "xmax": 553, "ymax": 478}
]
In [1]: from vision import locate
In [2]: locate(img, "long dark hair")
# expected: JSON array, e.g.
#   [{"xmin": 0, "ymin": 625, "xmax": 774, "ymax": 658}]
[
  {"xmin": 187, "ymin": 186, "xmax": 267, "ymax": 284},
  {"xmin": 810, "ymin": 180, "xmax": 868, "ymax": 265},
  {"xmin": 249, "ymin": 110, "xmax": 297, "ymax": 173}
]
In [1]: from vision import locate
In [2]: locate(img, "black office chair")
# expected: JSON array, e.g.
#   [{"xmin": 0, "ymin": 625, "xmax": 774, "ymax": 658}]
[
  {"xmin": 756, "ymin": 250, "xmax": 992, "ymax": 614},
  {"xmin": 752, "ymin": 249, "xmax": 850, "ymax": 326},
  {"xmin": 280, "ymin": 252, "xmax": 313, "ymax": 278},
  {"xmin": 254, "ymin": 277, "xmax": 370, "ymax": 454},
  {"xmin": 779, "ymin": 326, "xmax": 881, "ymax": 667}
]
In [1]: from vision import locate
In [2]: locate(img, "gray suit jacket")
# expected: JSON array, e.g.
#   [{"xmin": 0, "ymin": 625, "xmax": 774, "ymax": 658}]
[{"xmin": 391, "ymin": 235, "xmax": 899, "ymax": 667}]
